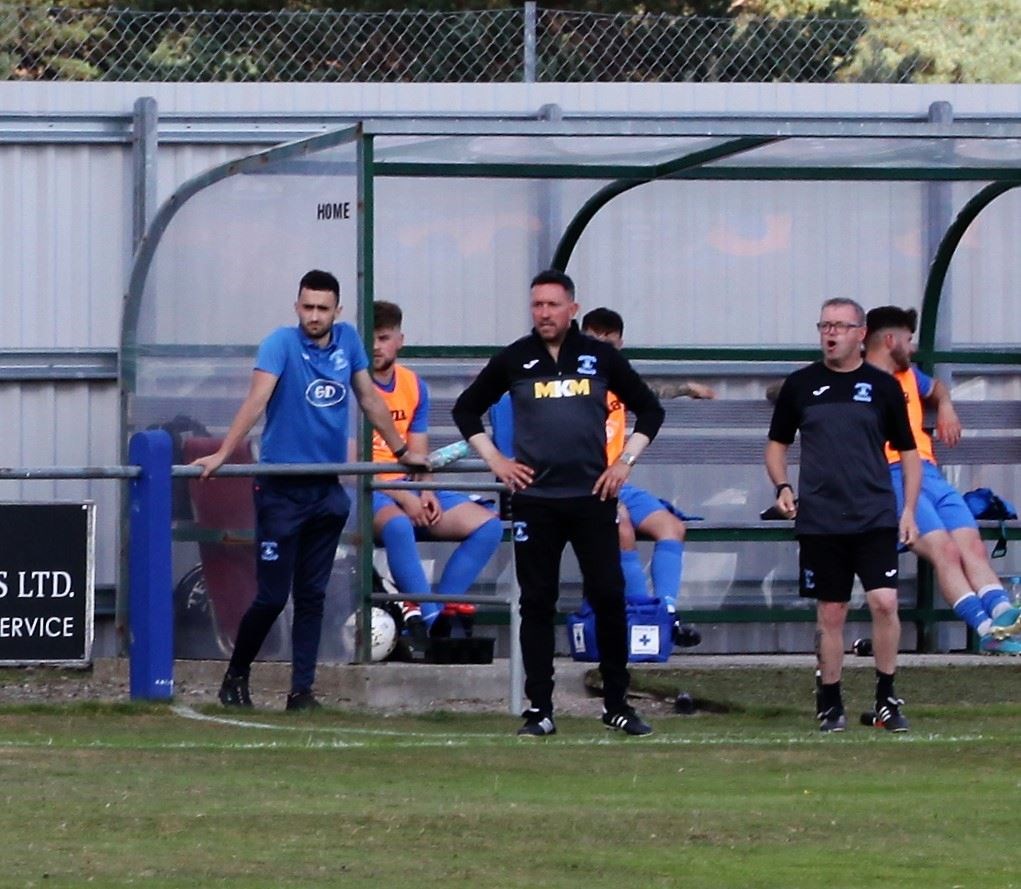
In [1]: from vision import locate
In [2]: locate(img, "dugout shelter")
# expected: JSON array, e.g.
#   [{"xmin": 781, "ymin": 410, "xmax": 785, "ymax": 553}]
[{"xmin": 122, "ymin": 106, "xmax": 1021, "ymax": 657}]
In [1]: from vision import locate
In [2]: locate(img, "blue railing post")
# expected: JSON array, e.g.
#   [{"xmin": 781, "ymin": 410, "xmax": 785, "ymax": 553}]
[{"xmin": 128, "ymin": 429, "xmax": 174, "ymax": 700}]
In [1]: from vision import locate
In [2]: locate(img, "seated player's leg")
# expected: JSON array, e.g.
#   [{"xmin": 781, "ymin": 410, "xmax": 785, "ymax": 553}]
[
  {"xmin": 372, "ymin": 491, "xmax": 435, "ymax": 632},
  {"xmin": 424, "ymin": 492, "xmax": 502, "ymax": 636},
  {"xmin": 621, "ymin": 484, "xmax": 699, "ymax": 647},
  {"xmin": 929, "ymin": 474, "xmax": 1021, "ymax": 634},
  {"xmin": 622, "ymin": 485, "xmax": 684, "ymax": 607},
  {"xmin": 637, "ymin": 510, "xmax": 686, "ymax": 606},
  {"xmin": 896, "ymin": 463, "xmax": 1019, "ymax": 651},
  {"xmin": 911, "ymin": 527, "xmax": 1011, "ymax": 651},
  {"xmin": 615, "ymin": 503, "xmax": 648, "ymax": 602},
  {"xmin": 924, "ymin": 465, "xmax": 1012, "ymax": 614}
]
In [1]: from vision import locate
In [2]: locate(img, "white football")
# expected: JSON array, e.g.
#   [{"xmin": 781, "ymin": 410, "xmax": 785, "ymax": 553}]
[
  {"xmin": 342, "ymin": 605, "xmax": 399, "ymax": 662},
  {"xmin": 368, "ymin": 606, "xmax": 398, "ymax": 662}
]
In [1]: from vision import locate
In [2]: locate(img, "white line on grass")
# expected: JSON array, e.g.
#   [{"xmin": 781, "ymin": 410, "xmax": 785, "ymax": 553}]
[
  {"xmin": 172, "ymin": 704, "xmax": 507, "ymax": 739},
  {"xmin": 0, "ymin": 731, "xmax": 995, "ymax": 753},
  {"xmin": 170, "ymin": 706, "xmax": 993, "ymax": 750}
]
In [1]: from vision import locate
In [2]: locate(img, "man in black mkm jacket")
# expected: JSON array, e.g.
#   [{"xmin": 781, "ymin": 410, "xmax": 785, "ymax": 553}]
[{"xmin": 452, "ymin": 270, "xmax": 664, "ymax": 737}]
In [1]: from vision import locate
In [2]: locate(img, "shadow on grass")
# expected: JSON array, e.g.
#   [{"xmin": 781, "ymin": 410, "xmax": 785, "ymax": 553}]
[{"xmin": 591, "ymin": 663, "xmax": 1021, "ymax": 717}]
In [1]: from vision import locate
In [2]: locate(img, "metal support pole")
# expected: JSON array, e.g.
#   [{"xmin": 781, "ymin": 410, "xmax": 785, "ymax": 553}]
[
  {"xmin": 523, "ymin": 1, "xmax": 537, "ymax": 83},
  {"xmin": 508, "ymin": 550, "xmax": 523, "ymax": 715},
  {"xmin": 921, "ymin": 101, "xmax": 953, "ymax": 652},
  {"xmin": 534, "ymin": 103, "xmax": 563, "ymax": 271},
  {"xmin": 926, "ymin": 101, "xmax": 955, "ymax": 382},
  {"xmin": 131, "ymin": 97, "xmax": 158, "ymax": 252},
  {"xmin": 127, "ymin": 430, "xmax": 174, "ymax": 700},
  {"xmin": 124, "ymin": 97, "xmax": 159, "ymax": 657},
  {"xmin": 356, "ymin": 130, "xmax": 375, "ymax": 664}
]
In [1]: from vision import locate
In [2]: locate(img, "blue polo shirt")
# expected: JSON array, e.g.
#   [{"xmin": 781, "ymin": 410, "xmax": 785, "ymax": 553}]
[{"xmin": 256, "ymin": 323, "xmax": 368, "ymax": 464}]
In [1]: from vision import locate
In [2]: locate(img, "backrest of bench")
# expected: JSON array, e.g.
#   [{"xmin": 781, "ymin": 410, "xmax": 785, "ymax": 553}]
[{"xmin": 427, "ymin": 397, "xmax": 1020, "ymax": 467}]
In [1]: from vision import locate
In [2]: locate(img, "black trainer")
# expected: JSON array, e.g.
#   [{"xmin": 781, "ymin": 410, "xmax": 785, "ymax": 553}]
[
  {"xmin": 871, "ymin": 696, "xmax": 909, "ymax": 732},
  {"xmin": 673, "ymin": 621, "xmax": 702, "ymax": 648},
  {"xmin": 817, "ymin": 706, "xmax": 847, "ymax": 733},
  {"xmin": 285, "ymin": 690, "xmax": 322, "ymax": 712},
  {"xmin": 218, "ymin": 673, "xmax": 252, "ymax": 708},
  {"xmin": 404, "ymin": 613, "xmax": 430, "ymax": 644},
  {"xmin": 602, "ymin": 705, "xmax": 653, "ymax": 736},
  {"xmin": 517, "ymin": 708, "xmax": 556, "ymax": 736}
]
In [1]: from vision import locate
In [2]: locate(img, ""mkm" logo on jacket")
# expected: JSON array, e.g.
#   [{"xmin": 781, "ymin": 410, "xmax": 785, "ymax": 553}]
[{"xmin": 533, "ymin": 379, "xmax": 591, "ymax": 399}]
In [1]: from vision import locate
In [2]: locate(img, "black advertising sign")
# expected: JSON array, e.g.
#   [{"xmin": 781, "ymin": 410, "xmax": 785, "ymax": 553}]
[{"xmin": 0, "ymin": 503, "xmax": 95, "ymax": 665}]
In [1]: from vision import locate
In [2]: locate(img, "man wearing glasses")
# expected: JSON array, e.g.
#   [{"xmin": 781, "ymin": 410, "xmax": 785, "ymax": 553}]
[{"xmin": 765, "ymin": 297, "xmax": 920, "ymax": 733}]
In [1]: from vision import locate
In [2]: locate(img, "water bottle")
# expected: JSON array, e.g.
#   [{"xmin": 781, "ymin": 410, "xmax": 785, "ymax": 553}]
[
  {"xmin": 1009, "ymin": 576, "xmax": 1021, "ymax": 607},
  {"xmin": 674, "ymin": 691, "xmax": 696, "ymax": 715},
  {"xmin": 852, "ymin": 637, "xmax": 873, "ymax": 657},
  {"xmin": 426, "ymin": 440, "xmax": 472, "ymax": 470}
]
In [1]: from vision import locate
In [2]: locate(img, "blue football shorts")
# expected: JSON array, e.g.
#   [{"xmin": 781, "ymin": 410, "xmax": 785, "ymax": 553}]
[
  {"xmin": 890, "ymin": 460, "xmax": 977, "ymax": 537},
  {"xmin": 618, "ymin": 484, "xmax": 670, "ymax": 528}
]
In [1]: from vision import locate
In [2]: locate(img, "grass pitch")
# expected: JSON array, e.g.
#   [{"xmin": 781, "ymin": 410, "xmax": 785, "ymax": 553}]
[{"xmin": 1, "ymin": 664, "xmax": 1019, "ymax": 888}]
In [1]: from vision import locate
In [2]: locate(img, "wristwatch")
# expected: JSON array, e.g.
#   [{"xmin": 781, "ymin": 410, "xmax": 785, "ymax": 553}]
[
  {"xmin": 392, "ymin": 443, "xmax": 409, "ymax": 459},
  {"xmin": 619, "ymin": 453, "xmax": 638, "ymax": 467},
  {"xmin": 775, "ymin": 482, "xmax": 793, "ymax": 497}
]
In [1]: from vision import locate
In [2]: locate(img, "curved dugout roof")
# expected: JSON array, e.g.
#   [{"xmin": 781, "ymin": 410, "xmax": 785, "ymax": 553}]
[{"xmin": 123, "ymin": 109, "xmax": 1021, "ymax": 409}]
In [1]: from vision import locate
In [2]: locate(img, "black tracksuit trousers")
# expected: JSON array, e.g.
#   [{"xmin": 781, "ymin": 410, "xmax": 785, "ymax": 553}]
[{"xmin": 511, "ymin": 493, "xmax": 629, "ymax": 714}]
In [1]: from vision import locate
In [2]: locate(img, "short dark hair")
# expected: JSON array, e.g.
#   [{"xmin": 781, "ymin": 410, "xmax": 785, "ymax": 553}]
[
  {"xmin": 581, "ymin": 307, "xmax": 623, "ymax": 336},
  {"xmin": 373, "ymin": 301, "xmax": 403, "ymax": 331},
  {"xmin": 530, "ymin": 269, "xmax": 575, "ymax": 298},
  {"xmin": 298, "ymin": 269, "xmax": 341, "ymax": 304},
  {"xmin": 866, "ymin": 305, "xmax": 918, "ymax": 341}
]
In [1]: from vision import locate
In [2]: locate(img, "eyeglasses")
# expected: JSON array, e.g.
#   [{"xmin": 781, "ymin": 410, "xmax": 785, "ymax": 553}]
[{"xmin": 816, "ymin": 321, "xmax": 862, "ymax": 333}]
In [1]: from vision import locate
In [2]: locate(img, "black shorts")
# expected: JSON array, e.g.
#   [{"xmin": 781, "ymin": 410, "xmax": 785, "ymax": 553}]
[{"xmin": 797, "ymin": 528, "xmax": 899, "ymax": 603}]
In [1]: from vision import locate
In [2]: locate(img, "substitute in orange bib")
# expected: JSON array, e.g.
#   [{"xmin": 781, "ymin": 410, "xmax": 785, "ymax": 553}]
[
  {"xmin": 864, "ymin": 305, "xmax": 1020, "ymax": 655},
  {"xmin": 581, "ymin": 307, "xmax": 712, "ymax": 648},
  {"xmin": 370, "ymin": 301, "xmax": 502, "ymax": 639}
]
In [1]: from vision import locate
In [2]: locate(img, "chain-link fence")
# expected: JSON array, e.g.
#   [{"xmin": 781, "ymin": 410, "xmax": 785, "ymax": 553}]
[{"xmin": 2, "ymin": 5, "xmax": 1019, "ymax": 83}]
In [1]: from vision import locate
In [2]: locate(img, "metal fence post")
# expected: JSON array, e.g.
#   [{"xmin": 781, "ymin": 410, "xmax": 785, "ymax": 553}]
[
  {"xmin": 131, "ymin": 96, "xmax": 158, "ymax": 252},
  {"xmin": 127, "ymin": 430, "xmax": 174, "ymax": 700},
  {"xmin": 920, "ymin": 99, "xmax": 954, "ymax": 654},
  {"xmin": 523, "ymin": 1, "xmax": 537, "ymax": 83}
]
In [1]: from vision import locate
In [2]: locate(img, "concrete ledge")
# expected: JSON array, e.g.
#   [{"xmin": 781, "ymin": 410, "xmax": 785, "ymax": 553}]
[{"xmin": 91, "ymin": 652, "xmax": 1012, "ymax": 713}]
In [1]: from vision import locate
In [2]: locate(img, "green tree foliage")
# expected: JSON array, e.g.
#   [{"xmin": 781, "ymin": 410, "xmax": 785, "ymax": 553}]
[
  {"xmin": 848, "ymin": 0, "xmax": 1021, "ymax": 82},
  {"xmin": 733, "ymin": 0, "xmax": 1021, "ymax": 82},
  {"xmin": 1, "ymin": 0, "xmax": 109, "ymax": 78},
  {"xmin": 2, "ymin": 0, "xmax": 1019, "ymax": 82}
]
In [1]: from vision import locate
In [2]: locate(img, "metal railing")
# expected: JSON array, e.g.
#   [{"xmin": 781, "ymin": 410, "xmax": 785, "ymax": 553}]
[
  {"xmin": 0, "ymin": 435, "xmax": 522, "ymax": 706},
  {"xmin": 3, "ymin": 4, "xmax": 1017, "ymax": 84}
]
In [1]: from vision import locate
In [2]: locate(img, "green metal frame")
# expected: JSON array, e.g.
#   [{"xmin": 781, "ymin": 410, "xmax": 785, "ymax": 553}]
[
  {"xmin": 918, "ymin": 181, "xmax": 1021, "ymax": 373},
  {"xmin": 549, "ymin": 137, "xmax": 777, "ymax": 270},
  {"xmin": 356, "ymin": 133, "xmax": 376, "ymax": 662}
]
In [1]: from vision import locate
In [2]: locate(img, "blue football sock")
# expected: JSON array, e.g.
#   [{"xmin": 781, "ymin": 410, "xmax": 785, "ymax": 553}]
[
  {"xmin": 651, "ymin": 540, "xmax": 684, "ymax": 610},
  {"xmin": 952, "ymin": 592, "xmax": 993, "ymax": 636},
  {"xmin": 978, "ymin": 585, "xmax": 1012, "ymax": 619},
  {"xmin": 621, "ymin": 549, "xmax": 649, "ymax": 604},
  {"xmin": 380, "ymin": 514, "xmax": 438, "ymax": 623},
  {"xmin": 435, "ymin": 517, "xmax": 503, "ymax": 597}
]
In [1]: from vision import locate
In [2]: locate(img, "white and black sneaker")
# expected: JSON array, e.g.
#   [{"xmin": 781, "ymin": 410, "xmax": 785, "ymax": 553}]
[
  {"xmin": 602, "ymin": 705, "xmax": 653, "ymax": 736},
  {"xmin": 517, "ymin": 708, "xmax": 556, "ymax": 737},
  {"xmin": 870, "ymin": 697, "xmax": 910, "ymax": 732},
  {"xmin": 817, "ymin": 706, "xmax": 847, "ymax": 733}
]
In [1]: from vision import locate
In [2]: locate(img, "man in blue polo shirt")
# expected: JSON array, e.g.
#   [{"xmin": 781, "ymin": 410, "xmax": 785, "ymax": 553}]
[{"xmin": 193, "ymin": 269, "xmax": 426, "ymax": 710}]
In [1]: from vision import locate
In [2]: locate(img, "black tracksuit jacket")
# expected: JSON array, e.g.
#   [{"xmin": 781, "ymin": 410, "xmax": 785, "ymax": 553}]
[{"xmin": 452, "ymin": 322, "xmax": 665, "ymax": 497}]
